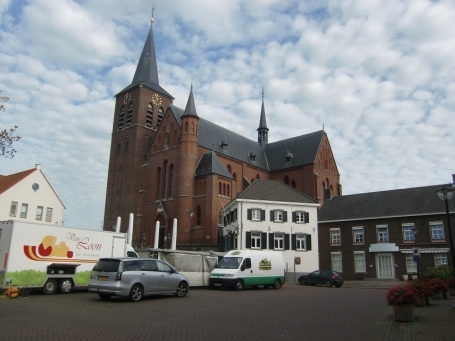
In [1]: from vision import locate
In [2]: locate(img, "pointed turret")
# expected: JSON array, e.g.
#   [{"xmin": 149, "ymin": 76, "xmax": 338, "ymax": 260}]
[
  {"xmin": 257, "ymin": 89, "xmax": 269, "ymax": 147},
  {"xmin": 182, "ymin": 85, "xmax": 198, "ymax": 117}
]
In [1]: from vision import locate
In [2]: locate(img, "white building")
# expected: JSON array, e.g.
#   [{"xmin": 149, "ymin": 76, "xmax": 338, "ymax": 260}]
[
  {"xmin": 0, "ymin": 164, "xmax": 65, "ymax": 224},
  {"xmin": 222, "ymin": 180, "xmax": 319, "ymax": 281}
]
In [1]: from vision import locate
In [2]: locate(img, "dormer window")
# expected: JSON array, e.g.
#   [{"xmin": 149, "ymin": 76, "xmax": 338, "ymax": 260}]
[
  {"xmin": 286, "ymin": 150, "xmax": 293, "ymax": 163},
  {"xmin": 220, "ymin": 137, "xmax": 228, "ymax": 149},
  {"xmin": 248, "ymin": 151, "xmax": 256, "ymax": 161}
]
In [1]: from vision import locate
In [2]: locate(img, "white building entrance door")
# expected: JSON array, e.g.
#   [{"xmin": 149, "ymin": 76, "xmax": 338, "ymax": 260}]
[{"xmin": 377, "ymin": 254, "xmax": 394, "ymax": 279}]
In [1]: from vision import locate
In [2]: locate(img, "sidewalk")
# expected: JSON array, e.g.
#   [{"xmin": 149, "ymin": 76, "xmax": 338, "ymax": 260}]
[{"xmin": 343, "ymin": 280, "xmax": 455, "ymax": 341}]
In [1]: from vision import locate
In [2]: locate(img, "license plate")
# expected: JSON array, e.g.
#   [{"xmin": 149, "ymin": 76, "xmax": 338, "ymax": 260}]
[
  {"xmin": 98, "ymin": 276, "xmax": 108, "ymax": 281},
  {"xmin": 214, "ymin": 283, "xmax": 221, "ymax": 287}
]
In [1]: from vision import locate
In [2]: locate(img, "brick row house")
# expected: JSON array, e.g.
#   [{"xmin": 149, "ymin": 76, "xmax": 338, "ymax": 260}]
[
  {"xmin": 103, "ymin": 22, "xmax": 342, "ymax": 250},
  {"xmin": 318, "ymin": 184, "xmax": 455, "ymax": 280}
]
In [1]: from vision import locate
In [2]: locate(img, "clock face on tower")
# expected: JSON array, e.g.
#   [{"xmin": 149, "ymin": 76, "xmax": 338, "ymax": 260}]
[
  {"xmin": 123, "ymin": 93, "xmax": 131, "ymax": 105},
  {"xmin": 151, "ymin": 93, "xmax": 162, "ymax": 106}
]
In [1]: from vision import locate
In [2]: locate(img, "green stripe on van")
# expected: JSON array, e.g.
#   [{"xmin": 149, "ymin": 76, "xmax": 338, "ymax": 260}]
[{"xmin": 242, "ymin": 276, "xmax": 285, "ymax": 286}]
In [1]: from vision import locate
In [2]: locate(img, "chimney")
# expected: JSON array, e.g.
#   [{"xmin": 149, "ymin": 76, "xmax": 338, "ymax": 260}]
[{"xmin": 35, "ymin": 164, "xmax": 41, "ymax": 170}]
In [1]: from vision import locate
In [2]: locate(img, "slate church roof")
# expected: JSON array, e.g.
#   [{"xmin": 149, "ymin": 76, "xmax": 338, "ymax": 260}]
[{"xmin": 318, "ymin": 184, "xmax": 455, "ymax": 222}]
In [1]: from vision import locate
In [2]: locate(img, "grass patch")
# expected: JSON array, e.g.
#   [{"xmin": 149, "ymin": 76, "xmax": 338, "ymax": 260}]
[
  {"xmin": 7, "ymin": 270, "xmax": 47, "ymax": 287},
  {"xmin": 74, "ymin": 271, "xmax": 91, "ymax": 286}
]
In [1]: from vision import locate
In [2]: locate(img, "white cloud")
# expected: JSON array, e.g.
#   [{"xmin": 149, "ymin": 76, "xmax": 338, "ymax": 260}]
[{"xmin": 1, "ymin": 0, "xmax": 455, "ymax": 229}]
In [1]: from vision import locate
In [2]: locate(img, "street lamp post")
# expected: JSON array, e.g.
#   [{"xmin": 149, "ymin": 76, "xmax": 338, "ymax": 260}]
[
  {"xmin": 187, "ymin": 210, "xmax": 194, "ymax": 251},
  {"xmin": 436, "ymin": 186, "xmax": 455, "ymax": 269},
  {"xmin": 413, "ymin": 227, "xmax": 420, "ymax": 280}
]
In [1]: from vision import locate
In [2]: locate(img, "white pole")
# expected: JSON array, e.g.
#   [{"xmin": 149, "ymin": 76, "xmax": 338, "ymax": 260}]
[
  {"xmin": 171, "ymin": 218, "xmax": 177, "ymax": 250},
  {"xmin": 154, "ymin": 221, "xmax": 160, "ymax": 249},
  {"xmin": 127, "ymin": 213, "xmax": 134, "ymax": 245},
  {"xmin": 115, "ymin": 216, "xmax": 121, "ymax": 233}
]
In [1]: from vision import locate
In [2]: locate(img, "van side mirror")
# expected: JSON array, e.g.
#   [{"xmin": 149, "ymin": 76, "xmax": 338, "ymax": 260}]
[
  {"xmin": 215, "ymin": 264, "xmax": 219, "ymax": 268},
  {"xmin": 240, "ymin": 263, "xmax": 245, "ymax": 271}
]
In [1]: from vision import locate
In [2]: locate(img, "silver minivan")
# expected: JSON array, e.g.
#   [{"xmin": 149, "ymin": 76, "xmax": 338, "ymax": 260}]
[{"xmin": 88, "ymin": 258, "xmax": 189, "ymax": 302}]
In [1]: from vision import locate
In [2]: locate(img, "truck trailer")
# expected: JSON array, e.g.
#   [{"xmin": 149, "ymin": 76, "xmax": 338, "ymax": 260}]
[{"xmin": 0, "ymin": 220, "xmax": 137, "ymax": 294}]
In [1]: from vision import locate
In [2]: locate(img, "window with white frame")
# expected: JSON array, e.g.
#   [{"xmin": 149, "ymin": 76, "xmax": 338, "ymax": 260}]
[
  {"xmin": 10, "ymin": 202, "xmax": 18, "ymax": 216},
  {"xmin": 354, "ymin": 252, "xmax": 366, "ymax": 272},
  {"xmin": 36, "ymin": 206, "xmax": 43, "ymax": 220},
  {"xmin": 251, "ymin": 232, "xmax": 261, "ymax": 249},
  {"xmin": 353, "ymin": 227, "xmax": 364, "ymax": 244},
  {"xmin": 330, "ymin": 228, "xmax": 341, "ymax": 245},
  {"xmin": 296, "ymin": 234, "xmax": 306, "ymax": 250},
  {"xmin": 434, "ymin": 253, "xmax": 448, "ymax": 267},
  {"xmin": 430, "ymin": 222, "xmax": 444, "ymax": 241},
  {"xmin": 331, "ymin": 252, "xmax": 342, "ymax": 272},
  {"xmin": 274, "ymin": 234, "xmax": 284, "ymax": 250},
  {"xmin": 405, "ymin": 254, "xmax": 417, "ymax": 273},
  {"xmin": 20, "ymin": 204, "xmax": 28, "ymax": 218},
  {"xmin": 252, "ymin": 209, "xmax": 261, "ymax": 221},
  {"xmin": 295, "ymin": 212, "xmax": 305, "ymax": 223},
  {"xmin": 377, "ymin": 226, "xmax": 389, "ymax": 242},
  {"xmin": 45, "ymin": 208, "xmax": 53, "ymax": 222},
  {"xmin": 274, "ymin": 210, "xmax": 284, "ymax": 222},
  {"xmin": 403, "ymin": 224, "xmax": 415, "ymax": 242}
]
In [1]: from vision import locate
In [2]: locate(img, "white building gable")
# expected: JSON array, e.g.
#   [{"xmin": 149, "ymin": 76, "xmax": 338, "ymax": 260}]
[
  {"xmin": 0, "ymin": 165, "xmax": 65, "ymax": 225},
  {"xmin": 222, "ymin": 180, "xmax": 319, "ymax": 279}
]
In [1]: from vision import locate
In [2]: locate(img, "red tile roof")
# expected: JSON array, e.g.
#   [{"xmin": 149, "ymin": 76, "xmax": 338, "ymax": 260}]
[{"xmin": 0, "ymin": 168, "xmax": 36, "ymax": 195}]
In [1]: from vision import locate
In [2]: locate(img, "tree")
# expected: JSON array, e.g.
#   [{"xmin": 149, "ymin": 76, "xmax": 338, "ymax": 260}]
[{"xmin": 1, "ymin": 90, "xmax": 21, "ymax": 158}]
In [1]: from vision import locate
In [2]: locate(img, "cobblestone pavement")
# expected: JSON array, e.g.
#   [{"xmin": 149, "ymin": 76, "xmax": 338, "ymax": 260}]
[{"xmin": 0, "ymin": 282, "xmax": 453, "ymax": 341}]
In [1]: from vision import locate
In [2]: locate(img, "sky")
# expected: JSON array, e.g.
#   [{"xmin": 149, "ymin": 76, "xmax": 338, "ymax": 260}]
[{"xmin": 1, "ymin": 0, "xmax": 454, "ymax": 230}]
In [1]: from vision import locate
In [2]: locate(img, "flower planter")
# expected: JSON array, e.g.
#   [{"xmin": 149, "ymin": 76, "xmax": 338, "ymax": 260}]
[
  {"xmin": 432, "ymin": 289, "xmax": 443, "ymax": 300},
  {"xmin": 411, "ymin": 275, "xmax": 418, "ymax": 280},
  {"xmin": 393, "ymin": 305, "xmax": 415, "ymax": 322},
  {"xmin": 414, "ymin": 296, "xmax": 426, "ymax": 307},
  {"xmin": 403, "ymin": 274, "xmax": 409, "ymax": 281}
]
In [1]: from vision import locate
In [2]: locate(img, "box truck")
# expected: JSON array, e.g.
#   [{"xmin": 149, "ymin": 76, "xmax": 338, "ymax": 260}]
[
  {"xmin": 0, "ymin": 220, "xmax": 138, "ymax": 294},
  {"xmin": 209, "ymin": 250, "xmax": 285, "ymax": 290}
]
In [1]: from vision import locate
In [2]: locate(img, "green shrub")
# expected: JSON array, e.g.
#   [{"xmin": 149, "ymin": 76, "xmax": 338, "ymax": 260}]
[
  {"xmin": 7, "ymin": 270, "xmax": 47, "ymax": 286},
  {"xmin": 425, "ymin": 265, "xmax": 454, "ymax": 280}
]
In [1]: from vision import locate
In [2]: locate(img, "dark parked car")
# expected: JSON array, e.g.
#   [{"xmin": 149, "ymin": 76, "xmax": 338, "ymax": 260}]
[{"xmin": 298, "ymin": 270, "xmax": 344, "ymax": 288}]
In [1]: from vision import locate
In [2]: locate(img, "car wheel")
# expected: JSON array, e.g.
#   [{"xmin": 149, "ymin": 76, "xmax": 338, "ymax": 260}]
[
  {"xmin": 42, "ymin": 279, "xmax": 57, "ymax": 295},
  {"xmin": 302, "ymin": 278, "xmax": 308, "ymax": 285},
  {"xmin": 325, "ymin": 280, "xmax": 333, "ymax": 287},
  {"xmin": 273, "ymin": 279, "xmax": 281, "ymax": 289},
  {"xmin": 58, "ymin": 279, "xmax": 73, "ymax": 294},
  {"xmin": 175, "ymin": 281, "xmax": 188, "ymax": 298},
  {"xmin": 235, "ymin": 279, "xmax": 244, "ymax": 291},
  {"xmin": 98, "ymin": 293, "xmax": 112, "ymax": 300},
  {"xmin": 129, "ymin": 284, "xmax": 143, "ymax": 302}
]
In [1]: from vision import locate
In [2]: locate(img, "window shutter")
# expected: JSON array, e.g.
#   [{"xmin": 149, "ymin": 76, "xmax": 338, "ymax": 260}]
[
  {"xmin": 292, "ymin": 212, "xmax": 296, "ymax": 223},
  {"xmin": 234, "ymin": 209, "xmax": 237, "ymax": 222},
  {"xmin": 285, "ymin": 233, "xmax": 290, "ymax": 250},
  {"xmin": 291, "ymin": 234, "xmax": 296, "ymax": 250},
  {"xmin": 270, "ymin": 210, "xmax": 274, "ymax": 221},
  {"xmin": 283, "ymin": 211, "xmax": 288, "ymax": 222},
  {"xmin": 260, "ymin": 209, "xmax": 266, "ymax": 221},
  {"xmin": 261, "ymin": 233, "xmax": 268, "ymax": 250},
  {"xmin": 246, "ymin": 232, "xmax": 251, "ymax": 248},
  {"xmin": 229, "ymin": 212, "xmax": 233, "ymax": 223},
  {"xmin": 306, "ymin": 234, "xmax": 312, "ymax": 250},
  {"xmin": 247, "ymin": 209, "xmax": 252, "ymax": 220},
  {"xmin": 268, "ymin": 233, "xmax": 274, "ymax": 250},
  {"xmin": 304, "ymin": 212, "xmax": 309, "ymax": 223}
]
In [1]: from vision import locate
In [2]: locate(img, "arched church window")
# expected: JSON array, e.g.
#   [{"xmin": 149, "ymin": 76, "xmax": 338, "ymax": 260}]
[
  {"xmin": 227, "ymin": 184, "xmax": 230, "ymax": 197},
  {"xmin": 223, "ymin": 183, "xmax": 226, "ymax": 196},
  {"xmin": 157, "ymin": 107, "xmax": 164, "ymax": 128},
  {"xmin": 169, "ymin": 165, "xmax": 174, "ymax": 198},
  {"xmin": 227, "ymin": 165, "xmax": 232, "ymax": 174},
  {"xmin": 196, "ymin": 206, "xmax": 201, "ymax": 226},
  {"xmin": 163, "ymin": 160, "xmax": 168, "ymax": 199},
  {"xmin": 256, "ymin": 174, "xmax": 260, "ymax": 180},
  {"xmin": 156, "ymin": 167, "xmax": 161, "ymax": 200},
  {"xmin": 146, "ymin": 103, "xmax": 153, "ymax": 128},
  {"xmin": 125, "ymin": 141, "xmax": 129, "ymax": 151},
  {"xmin": 291, "ymin": 180, "xmax": 296, "ymax": 188},
  {"xmin": 117, "ymin": 143, "xmax": 121, "ymax": 153},
  {"xmin": 219, "ymin": 182, "xmax": 222, "ymax": 195},
  {"xmin": 118, "ymin": 105, "xmax": 125, "ymax": 130},
  {"xmin": 284, "ymin": 175, "xmax": 289, "ymax": 185},
  {"xmin": 126, "ymin": 103, "xmax": 133, "ymax": 127},
  {"xmin": 191, "ymin": 122, "xmax": 194, "ymax": 133},
  {"xmin": 185, "ymin": 122, "xmax": 188, "ymax": 133},
  {"xmin": 233, "ymin": 172, "xmax": 237, "ymax": 180}
]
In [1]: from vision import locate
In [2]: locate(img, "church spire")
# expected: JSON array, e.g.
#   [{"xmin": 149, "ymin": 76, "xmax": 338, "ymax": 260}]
[
  {"xmin": 132, "ymin": 24, "xmax": 159, "ymax": 85},
  {"xmin": 257, "ymin": 88, "xmax": 269, "ymax": 147},
  {"xmin": 182, "ymin": 84, "xmax": 198, "ymax": 117}
]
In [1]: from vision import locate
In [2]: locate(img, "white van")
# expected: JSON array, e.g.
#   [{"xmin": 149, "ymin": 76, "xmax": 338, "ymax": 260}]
[{"xmin": 209, "ymin": 250, "xmax": 285, "ymax": 290}]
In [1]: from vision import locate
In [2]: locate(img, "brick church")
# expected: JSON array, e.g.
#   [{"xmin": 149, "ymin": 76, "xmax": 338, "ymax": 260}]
[{"xmin": 103, "ymin": 23, "xmax": 342, "ymax": 250}]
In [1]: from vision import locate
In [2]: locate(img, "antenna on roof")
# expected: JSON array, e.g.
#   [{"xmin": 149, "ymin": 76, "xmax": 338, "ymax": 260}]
[
  {"xmin": 151, "ymin": 3, "xmax": 156, "ymax": 25},
  {"xmin": 212, "ymin": 143, "xmax": 215, "ymax": 151},
  {"xmin": 323, "ymin": 123, "xmax": 325, "ymax": 131}
]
